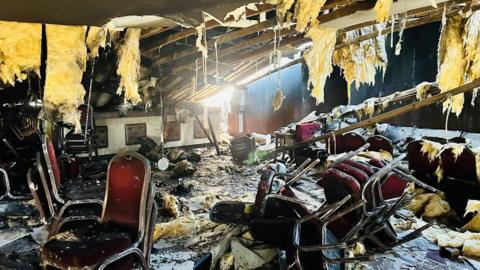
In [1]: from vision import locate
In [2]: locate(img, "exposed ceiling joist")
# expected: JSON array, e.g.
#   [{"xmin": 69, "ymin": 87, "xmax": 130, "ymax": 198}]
[{"xmin": 142, "ymin": 4, "xmax": 275, "ymax": 55}]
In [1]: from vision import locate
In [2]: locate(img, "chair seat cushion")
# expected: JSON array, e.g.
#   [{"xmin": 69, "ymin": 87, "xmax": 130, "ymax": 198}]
[{"xmin": 43, "ymin": 225, "xmax": 132, "ymax": 268}]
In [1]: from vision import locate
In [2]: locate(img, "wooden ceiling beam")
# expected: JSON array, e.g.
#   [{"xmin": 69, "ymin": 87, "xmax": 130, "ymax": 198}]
[
  {"xmin": 142, "ymin": 4, "xmax": 274, "ymax": 55},
  {"xmin": 150, "ymin": 18, "xmax": 277, "ymax": 66}
]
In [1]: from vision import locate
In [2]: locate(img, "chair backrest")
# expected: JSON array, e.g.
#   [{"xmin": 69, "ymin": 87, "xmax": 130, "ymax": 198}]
[
  {"xmin": 407, "ymin": 140, "xmax": 439, "ymax": 175},
  {"xmin": 101, "ymin": 152, "xmax": 150, "ymax": 236},
  {"xmin": 440, "ymin": 146, "xmax": 477, "ymax": 181},
  {"xmin": 38, "ymin": 136, "xmax": 63, "ymax": 204},
  {"xmin": 327, "ymin": 132, "xmax": 366, "ymax": 155},
  {"xmin": 38, "ymin": 136, "xmax": 61, "ymax": 186},
  {"xmin": 367, "ymin": 135, "xmax": 393, "ymax": 154},
  {"xmin": 27, "ymin": 157, "xmax": 56, "ymax": 222}
]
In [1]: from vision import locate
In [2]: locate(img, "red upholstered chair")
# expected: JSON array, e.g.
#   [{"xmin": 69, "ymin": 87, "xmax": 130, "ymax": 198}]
[
  {"xmin": 333, "ymin": 163, "xmax": 369, "ymax": 184},
  {"xmin": 29, "ymin": 152, "xmax": 102, "ymax": 235},
  {"xmin": 42, "ymin": 152, "xmax": 154, "ymax": 270},
  {"xmin": 39, "ymin": 136, "xmax": 105, "ymax": 204},
  {"xmin": 440, "ymin": 146, "xmax": 477, "ymax": 181},
  {"xmin": 327, "ymin": 132, "xmax": 366, "ymax": 155},
  {"xmin": 367, "ymin": 135, "xmax": 394, "ymax": 154},
  {"xmin": 407, "ymin": 140, "xmax": 440, "ymax": 175}
]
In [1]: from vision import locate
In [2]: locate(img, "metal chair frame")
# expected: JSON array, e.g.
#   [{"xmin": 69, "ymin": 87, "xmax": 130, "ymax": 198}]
[{"xmin": 43, "ymin": 152, "xmax": 154, "ymax": 270}]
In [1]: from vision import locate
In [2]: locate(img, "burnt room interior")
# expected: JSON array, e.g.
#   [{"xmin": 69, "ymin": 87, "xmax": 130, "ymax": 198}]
[{"xmin": 1, "ymin": 0, "xmax": 480, "ymax": 269}]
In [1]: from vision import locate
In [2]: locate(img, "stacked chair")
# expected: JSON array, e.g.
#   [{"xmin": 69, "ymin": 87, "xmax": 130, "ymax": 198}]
[
  {"xmin": 28, "ymin": 149, "xmax": 157, "ymax": 269},
  {"xmin": 211, "ymin": 134, "xmax": 434, "ymax": 269},
  {"xmin": 64, "ymin": 105, "xmax": 98, "ymax": 159}
]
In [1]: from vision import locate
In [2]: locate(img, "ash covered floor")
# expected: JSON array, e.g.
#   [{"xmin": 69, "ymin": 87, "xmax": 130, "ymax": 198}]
[{"xmin": 1, "ymin": 145, "xmax": 480, "ymax": 269}]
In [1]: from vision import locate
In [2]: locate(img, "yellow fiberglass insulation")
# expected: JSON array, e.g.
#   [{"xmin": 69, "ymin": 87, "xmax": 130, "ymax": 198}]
[
  {"xmin": 407, "ymin": 193, "xmax": 450, "ymax": 219},
  {"xmin": 420, "ymin": 140, "xmax": 442, "ymax": 163},
  {"xmin": 462, "ymin": 200, "xmax": 480, "ymax": 232},
  {"xmin": 463, "ymin": 239, "xmax": 480, "ymax": 257},
  {"xmin": 116, "ymin": 28, "xmax": 141, "ymax": 105},
  {"xmin": 334, "ymin": 25, "xmax": 388, "ymax": 102},
  {"xmin": 463, "ymin": 11, "xmax": 480, "ymax": 83},
  {"xmin": 153, "ymin": 215, "xmax": 198, "ymax": 240},
  {"xmin": 86, "ymin": 26, "xmax": 108, "ymax": 59},
  {"xmin": 0, "ymin": 21, "xmax": 41, "ymax": 85},
  {"xmin": 415, "ymin": 82, "xmax": 433, "ymax": 100},
  {"xmin": 437, "ymin": 15, "xmax": 467, "ymax": 117},
  {"xmin": 423, "ymin": 225, "xmax": 480, "ymax": 249},
  {"xmin": 295, "ymin": 0, "xmax": 327, "ymax": 33},
  {"xmin": 304, "ymin": 25, "xmax": 336, "ymax": 104},
  {"xmin": 269, "ymin": 0, "xmax": 295, "ymax": 22},
  {"xmin": 373, "ymin": 0, "xmax": 393, "ymax": 23},
  {"xmin": 43, "ymin": 25, "xmax": 87, "ymax": 131},
  {"xmin": 273, "ymin": 89, "xmax": 285, "ymax": 111}
]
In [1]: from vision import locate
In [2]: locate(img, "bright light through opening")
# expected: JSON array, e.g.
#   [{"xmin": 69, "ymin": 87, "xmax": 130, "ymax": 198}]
[{"xmin": 201, "ymin": 86, "xmax": 235, "ymax": 107}]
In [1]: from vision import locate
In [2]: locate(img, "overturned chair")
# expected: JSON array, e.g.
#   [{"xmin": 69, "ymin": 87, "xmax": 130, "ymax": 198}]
[
  {"xmin": 39, "ymin": 152, "xmax": 157, "ymax": 270},
  {"xmin": 211, "ymin": 136, "xmax": 433, "ymax": 269}
]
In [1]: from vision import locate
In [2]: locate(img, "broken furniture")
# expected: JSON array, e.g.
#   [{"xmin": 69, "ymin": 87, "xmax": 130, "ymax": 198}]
[
  {"xmin": 27, "ymin": 155, "xmax": 103, "ymax": 234},
  {"xmin": 407, "ymin": 139, "xmax": 480, "ymax": 218},
  {"xmin": 230, "ymin": 135, "xmax": 256, "ymax": 164},
  {"xmin": 212, "ymin": 134, "xmax": 439, "ymax": 269},
  {"xmin": 0, "ymin": 130, "xmax": 41, "ymax": 200},
  {"xmin": 64, "ymin": 105, "xmax": 98, "ymax": 159},
  {"xmin": 27, "ymin": 135, "xmax": 108, "ymax": 232},
  {"xmin": 41, "ymin": 136, "xmax": 106, "ymax": 202},
  {"xmin": 41, "ymin": 152, "xmax": 157, "ymax": 270},
  {"xmin": 274, "ymin": 130, "xmax": 296, "ymax": 161}
]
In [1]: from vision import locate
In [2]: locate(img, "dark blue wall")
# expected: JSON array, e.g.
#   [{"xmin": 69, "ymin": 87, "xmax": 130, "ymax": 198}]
[{"xmin": 244, "ymin": 22, "xmax": 480, "ymax": 134}]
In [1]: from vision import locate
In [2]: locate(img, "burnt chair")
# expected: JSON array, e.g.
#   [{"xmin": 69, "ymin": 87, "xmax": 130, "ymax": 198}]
[
  {"xmin": 64, "ymin": 105, "xmax": 98, "ymax": 159},
  {"xmin": 27, "ymin": 157, "xmax": 102, "ymax": 234},
  {"xmin": 367, "ymin": 135, "xmax": 394, "ymax": 155},
  {"xmin": 39, "ymin": 135, "xmax": 105, "ymax": 204},
  {"xmin": 321, "ymin": 154, "xmax": 431, "ymax": 251},
  {"xmin": 407, "ymin": 140, "xmax": 441, "ymax": 187},
  {"xmin": 326, "ymin": 132, "xmax": 366, "ymax": 155},
  {"xmin": 41, "ymin": 152, "xmax": 156, "ymax": 270},
  {"xmin": 0, "ymin": 162, "xmax": 32, "ymax": 200},
  {"xmin": 0, "ymin": 132, "xmax": 42, "ymax": 200},
  {"xmin": 440, "ymin": 145, "xmax": 480, "ymax": 216}
]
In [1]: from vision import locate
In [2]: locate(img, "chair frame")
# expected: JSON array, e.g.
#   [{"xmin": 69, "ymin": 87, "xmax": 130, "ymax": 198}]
[
  {"xmin": 0, "ymin": 166, "xmax": 32, "ymax": 200},
  {"xmin": 28, "ymin": 155, "xmax": 102, "ymax": 235},
  {"xmin": 43, "ymin": 151, "xmax": 154, "ymax": 270}
]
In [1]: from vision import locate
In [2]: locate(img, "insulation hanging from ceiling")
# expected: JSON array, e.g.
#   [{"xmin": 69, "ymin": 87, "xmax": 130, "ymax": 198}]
[
  {"xmin": 294, "ymin": 0, "xmax": 327, "ymax": 32},
  {"xmin": 43, "ymin": 25, "xmax": 87, "ymax": 132},
  {"xmin": 0, "ymin": 21, "xmax": 41, "ymax": 85},
  {"xmin": 303, "ymin": 24, "xmax": 336, "ymax": 104},
  {"xmin": 86, "ymin": 26, "xmax": 108, "ymax": 59},
  {"xmin": 437, "ymin": 15, "xmax": 467, "ymax": 117},
  {"xmin": 116, "ymin": 28, "xmax": 141, "ymax": 105},
  {"xmin": 266, "ymin": 0, "xmax": 295, "ymax": 23},
  {"xmin": 333, "ymin": 25, "xmax": 388, "ymax": 103},
  {"xmin": 463, "ymin": 10, "xmax": 480, "ymax": 84},
  {"xmin": 373, "ymin": 0, "xmax": 393, "ymax": 22}
]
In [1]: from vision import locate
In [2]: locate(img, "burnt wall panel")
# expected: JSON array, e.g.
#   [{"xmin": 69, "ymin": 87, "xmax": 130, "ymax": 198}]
[
  {"xmin": 241, "ymin": 21, "xmax": 480, "ymax": 135},
  {"xmin": 243, "ymin": 63, "xmax": 347, "ymax": 134},
  {"xmin": 350, "ymin": 22, "xmax": 480, "ymax": 133}
]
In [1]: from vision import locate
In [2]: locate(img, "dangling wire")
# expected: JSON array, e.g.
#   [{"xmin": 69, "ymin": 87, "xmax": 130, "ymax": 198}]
[
  {"xmin": 84, "ymin": 59, "xmax": 95, "ymax": 141},
  {"xmin": 444, "ymin": 95, "xmax": 452, "ymax": 143}
]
